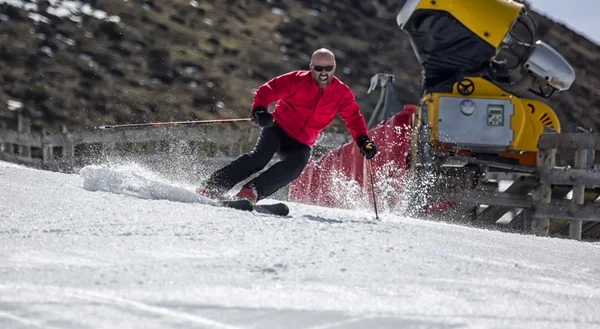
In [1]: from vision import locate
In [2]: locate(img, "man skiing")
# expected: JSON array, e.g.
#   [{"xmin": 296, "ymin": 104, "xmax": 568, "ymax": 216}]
[{"xmin": 196, "ymin": 48, "xmax": 377, "ymax": 203}]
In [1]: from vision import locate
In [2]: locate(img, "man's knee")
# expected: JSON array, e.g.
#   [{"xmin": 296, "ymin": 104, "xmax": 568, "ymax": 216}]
[
  {"xmin": 246, "ymin": 150, "xmax": 273, "ymax": 169},
  {"xmin": 287, "ymin": 149, "xmax": 311, "ymax": 176},
  {"xmin": 297, "ymin": 147, "xmax": 311, "ymax": 163}
]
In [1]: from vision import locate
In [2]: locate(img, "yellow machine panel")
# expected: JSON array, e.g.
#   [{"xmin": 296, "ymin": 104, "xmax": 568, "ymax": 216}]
[
  {"xmin": 421, "ymin": 77, "xmax": 561, "ymax": 154},
  {"xmin": 402, "ymin": 0, "xmax": 524, "ymax": 48}
]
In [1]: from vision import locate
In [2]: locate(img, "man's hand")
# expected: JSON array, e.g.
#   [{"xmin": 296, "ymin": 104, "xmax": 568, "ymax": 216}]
[
  {"xmin": 357, "ymin": 135, "xmax": 377, "ymax": 160},
  {"xmin": 252, "ymin": 106, "xmax": 274, "ymax": 127}
]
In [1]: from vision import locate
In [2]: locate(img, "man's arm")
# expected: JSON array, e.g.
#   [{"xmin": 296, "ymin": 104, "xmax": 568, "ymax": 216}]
[
  {"xmin": 251, "ymin": 71, "xmax": 301, "ymax": 110},
  {"xmin": 337, "ymin": 88, "xmax": 369, "ymax": 143},
  {"xmin": 338, "ymin": 88, "xmax": 377, "ymax": 159}
]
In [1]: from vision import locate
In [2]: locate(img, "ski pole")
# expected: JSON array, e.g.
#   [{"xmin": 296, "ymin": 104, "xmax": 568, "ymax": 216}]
[
  {"xmin": 97, "ymin": 118, "xmax": 253, "ymax": 130},
  {"xmin": 367, "ymin": 159, "xmax": 379, "ymax": 220}
]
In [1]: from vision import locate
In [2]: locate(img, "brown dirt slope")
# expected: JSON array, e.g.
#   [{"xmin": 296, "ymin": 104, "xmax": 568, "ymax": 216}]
[{"xmin": 0, "ymin": 0, "xmax": 598, "ymax": 135}]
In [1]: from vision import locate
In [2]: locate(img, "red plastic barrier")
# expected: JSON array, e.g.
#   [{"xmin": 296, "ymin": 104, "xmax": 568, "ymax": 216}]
[{"xmin": 289, "ymin": 105, "xmax": 417, "ymax": 210}]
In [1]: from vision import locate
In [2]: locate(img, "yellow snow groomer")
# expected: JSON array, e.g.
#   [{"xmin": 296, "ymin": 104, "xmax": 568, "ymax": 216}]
[{"xmin": 397, "ymin": 0, "xmax": 575, "ymax": 167}]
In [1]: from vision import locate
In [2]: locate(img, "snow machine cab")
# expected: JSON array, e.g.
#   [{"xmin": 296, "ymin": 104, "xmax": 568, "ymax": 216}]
[{"xmin": 397, "ymin": 0, "xmax": 575, "ymax": 166}]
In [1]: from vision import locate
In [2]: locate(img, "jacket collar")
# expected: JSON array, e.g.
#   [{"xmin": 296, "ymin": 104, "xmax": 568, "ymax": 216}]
[{"xmin": 308, "ymin": 72, "xmax": 337, "ymax": 92}]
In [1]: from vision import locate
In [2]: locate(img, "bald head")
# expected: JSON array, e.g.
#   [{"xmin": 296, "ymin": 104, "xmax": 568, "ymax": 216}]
[
  {"xmin": 310, "ymin": 48, "xmax": 335, "ymax": 65},
  {"xmin": 310, "ymin": 48, "xmax": 336, "ymax": 88}
]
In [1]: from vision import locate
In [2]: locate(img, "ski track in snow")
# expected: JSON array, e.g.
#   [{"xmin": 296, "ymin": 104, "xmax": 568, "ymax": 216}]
[{"xmin": 1, "ymin": 160, "xmax": 600, "ymax": 328}]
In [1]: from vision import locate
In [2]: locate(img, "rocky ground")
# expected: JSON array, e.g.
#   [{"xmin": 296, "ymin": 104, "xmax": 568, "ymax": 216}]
[{"xmin": 0, "ymin": 0, "xmax": 599, "ymax": 135}]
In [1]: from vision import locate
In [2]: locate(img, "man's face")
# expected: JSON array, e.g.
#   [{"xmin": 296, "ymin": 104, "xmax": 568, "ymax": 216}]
[{"xmin": 310, "ymin": 56, "xmax": 335, "ymax": 88}]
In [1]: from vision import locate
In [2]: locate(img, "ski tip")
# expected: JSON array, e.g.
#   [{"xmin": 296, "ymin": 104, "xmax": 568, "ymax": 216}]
[
  {"xmin": 254, "ymin": 202, "xmax": 289, "ymax": 216},
  {"xmin": 281, "ymin": 204, "xmax": 289, "ymax": 216}
]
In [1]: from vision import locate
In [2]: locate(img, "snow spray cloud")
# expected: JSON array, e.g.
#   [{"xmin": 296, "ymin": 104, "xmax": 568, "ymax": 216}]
[
  {"xmin": 79, "ymin": 162, "xmax": 207, "ymax": 204},
  {"xmin": 310, "ymin": 159, "xmax": 417, "ymax": 214}
]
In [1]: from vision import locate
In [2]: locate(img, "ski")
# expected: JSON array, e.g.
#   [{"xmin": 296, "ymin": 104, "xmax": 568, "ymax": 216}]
[
  {"xmin": 254, "ymin": 203, "xmax": 289, "ymax": 216},
  {"xmin": 218, "ymin": 199, "xmax": 289, "ymax": 216}
]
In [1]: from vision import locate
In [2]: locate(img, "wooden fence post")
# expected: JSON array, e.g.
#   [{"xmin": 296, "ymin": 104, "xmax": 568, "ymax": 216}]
[
  {"xmin": 0, "ymin": 141, "xmax": 9, "ymax": 153},
  {"xmin": 62, "ymin": 125, "xmax": 75, "ymax": 171},
  {"xmin": 41, "ymin": 128, "xmax": 54, "ymax": 163},
  {"xmin": 532, "ymin": 145, "xmax": 556, "ymax": 236},
  {"xmin": 569, "ymin": 147, "xmax": 591, "ymax": 240},
  {"xmin": 17, "ymin": 114, "xmax": 31, "ymax": 158}
]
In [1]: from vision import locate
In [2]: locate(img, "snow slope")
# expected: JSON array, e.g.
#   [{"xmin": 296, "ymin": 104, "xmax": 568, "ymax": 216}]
[{"xmin": 1, "ymin": 160, "xmax": 600, "ymax": 329}]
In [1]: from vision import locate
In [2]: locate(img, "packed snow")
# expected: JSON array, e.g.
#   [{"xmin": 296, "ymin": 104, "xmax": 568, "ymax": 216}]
[{"xmin": 1, "ymin": 160, "xmax": 600, "ymax": 328}]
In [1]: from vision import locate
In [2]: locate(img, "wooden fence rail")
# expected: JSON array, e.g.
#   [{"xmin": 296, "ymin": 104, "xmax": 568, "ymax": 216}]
[
  {"xmin": 533, "ymin": 132, "xmax": 600, "ymax": 240},
  {"xmin": 436, "ymin": 132, "xmax": 600, "ymax": 240},
  {"xmin": 0, "ymin": 115, "xmax": 349, "ymax": 174}
]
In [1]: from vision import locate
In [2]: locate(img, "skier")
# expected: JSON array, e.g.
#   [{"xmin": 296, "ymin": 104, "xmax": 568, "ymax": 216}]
[{"xmin": 196, "ymin": 48, "xmax": 377, "ymax": 203}]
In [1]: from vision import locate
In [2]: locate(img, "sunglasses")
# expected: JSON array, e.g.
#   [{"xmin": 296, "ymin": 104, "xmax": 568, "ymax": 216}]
[{"xmin": 312, "ymin": 65, "xmax": 334, "ymax": 72}]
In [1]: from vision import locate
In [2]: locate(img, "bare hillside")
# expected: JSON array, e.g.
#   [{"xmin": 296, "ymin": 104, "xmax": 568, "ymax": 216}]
[{"xmin": 0, "ymin": 0, "xmax": 598, "ymax": 134}]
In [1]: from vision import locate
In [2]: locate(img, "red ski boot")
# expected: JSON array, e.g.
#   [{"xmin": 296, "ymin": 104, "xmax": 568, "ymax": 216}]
[
  {"xmin": 234, "ymin": 186, "xmax": 258, "ymax": 203},
  {"xmin": 195, "ymin": 186, "xmax": 222, "ymax": 200}
]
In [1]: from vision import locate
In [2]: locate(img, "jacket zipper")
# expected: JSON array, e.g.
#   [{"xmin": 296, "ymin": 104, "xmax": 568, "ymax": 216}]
[{"xmin": 295, "ymin": 87, "xmax": 323, "ymax": 142}]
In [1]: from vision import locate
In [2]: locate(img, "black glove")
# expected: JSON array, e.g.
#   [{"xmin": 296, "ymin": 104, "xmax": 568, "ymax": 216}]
[
  {"xmin": 251, "ymin": 106, "xmax": 274, "ymax": 127},
  {"xmin": 357, "ymin": 135, "xmax": 377, "ymax": 160}
]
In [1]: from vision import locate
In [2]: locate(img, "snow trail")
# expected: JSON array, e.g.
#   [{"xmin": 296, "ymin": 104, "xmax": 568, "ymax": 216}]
[{"xmin": 1, "ymin": 160, "xmax": 600, "ymax": 328}]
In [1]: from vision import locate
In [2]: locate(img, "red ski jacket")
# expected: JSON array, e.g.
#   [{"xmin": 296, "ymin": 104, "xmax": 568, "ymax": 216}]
[{"xmin": 250, "ymin": 70, "xmax": 369, "ymax": 147}]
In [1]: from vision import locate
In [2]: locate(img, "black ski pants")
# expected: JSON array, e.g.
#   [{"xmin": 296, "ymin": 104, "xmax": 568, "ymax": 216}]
[{"xmin": 203, "ymin": 123, "xmax": 311, "ymax": 201}]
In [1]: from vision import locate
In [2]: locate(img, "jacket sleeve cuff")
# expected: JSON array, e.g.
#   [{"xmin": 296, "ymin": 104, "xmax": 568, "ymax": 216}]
[
  {"xmin": 356, "ymin": 135, "xmax": 369, "ymax": 146},
  {"xmin": 252, "ymin": 106, "xmax": 267, "ymax": 115}
]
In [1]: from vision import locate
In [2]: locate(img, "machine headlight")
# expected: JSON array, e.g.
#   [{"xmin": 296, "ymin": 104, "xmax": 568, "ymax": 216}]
[{"xmin": 460, "ymin": 100, "xmax": 476, "ymax": 116}]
